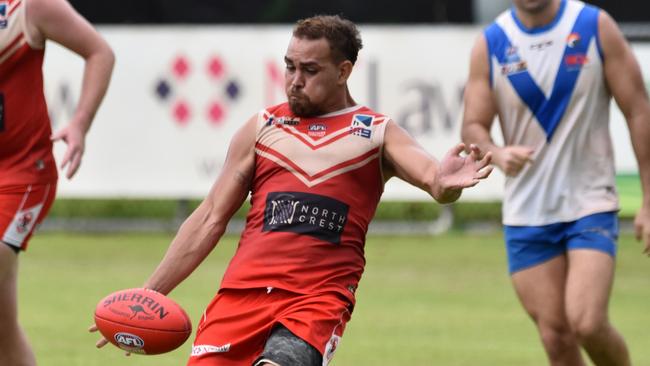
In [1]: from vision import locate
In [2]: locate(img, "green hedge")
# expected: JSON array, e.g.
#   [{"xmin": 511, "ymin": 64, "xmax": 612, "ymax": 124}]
[
  {"xmin": 46, "ymin": 175, "xmax": 641, "ymax": 222},
  {"xmin": 48, "ymin": 198, "xmax": 505, "ymax": 222}
]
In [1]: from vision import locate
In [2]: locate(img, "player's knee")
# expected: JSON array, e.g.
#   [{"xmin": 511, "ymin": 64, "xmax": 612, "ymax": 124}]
[
  {"xmin": 256, "ymin": 324, "xmax": 322, "ymax": 366},
  {"xmin": 569, "ymin": 313, "xmax": 608, "ymax": 342},
  {"xmin": 538, "ymin": 322, "xmax": 577, "ymax": 358}
]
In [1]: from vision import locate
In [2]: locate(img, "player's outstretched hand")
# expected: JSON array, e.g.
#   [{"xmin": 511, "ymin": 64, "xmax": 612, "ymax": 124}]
[
  {"xmin": 634, "ymin": 205, "xmax": 650, "ymax": 256},
  {"xmin": 89, "ymin": 324, "xmax": 131, "ymax": 356},
  {"xmin": 434, "ymin": 143, "xmax": 493, "ymax": 203},
  {"xmin": 51, "ymin": 121, "xmax": 86, "ymax": 179}
]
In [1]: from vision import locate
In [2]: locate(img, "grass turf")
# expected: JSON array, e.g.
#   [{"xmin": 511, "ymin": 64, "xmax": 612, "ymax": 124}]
[{"xmin": 19, "ymin": 232, "xmax": 649, "ymax": 365}]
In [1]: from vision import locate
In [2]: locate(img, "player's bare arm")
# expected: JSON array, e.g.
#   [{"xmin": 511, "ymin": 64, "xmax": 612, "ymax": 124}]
[
  {"xmin": 27, "ymin": 0, "xmax": 115, "ymax": 179},
  {"xmin": 599, "ymin": 11, "xmax": 650, "ymax": 254},
  {"xmin": 382, "ymin": 120, "xmax": 492, "ymax": 204},
  {"xmin": 143, "ymin": 116, "xmax": 257, "ymax": 295},
  {"xmin": 461, "ymin": 35, "xmax": 533, "ymax": 177},
  {"xmin": 91, "ymin": 115, "xmax": 257, "ymax": 349}
]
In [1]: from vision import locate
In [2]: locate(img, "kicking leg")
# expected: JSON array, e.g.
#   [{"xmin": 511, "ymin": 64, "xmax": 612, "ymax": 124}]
[{"xmin": 253, "ymin": 324, "xmax": 322, "ymax": 366}]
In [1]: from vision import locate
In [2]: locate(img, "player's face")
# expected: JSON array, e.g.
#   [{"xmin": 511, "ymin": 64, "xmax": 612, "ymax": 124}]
[
  {"xmin": 284, "ymin": 36, "xmax": 343, "ymax": 117},
  {"xmin": 512, "ymin": 0, "xmax": 554, "ymax": 14}
]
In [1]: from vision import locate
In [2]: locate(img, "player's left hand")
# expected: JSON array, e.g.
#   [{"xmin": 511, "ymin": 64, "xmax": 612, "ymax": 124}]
[
  {"xmin": 51, "ymin": 121, "xmax": 86, "ymax": 179},
  {"xmin": 434, "ymin": 143, "xmax": 493, "ymax": 203},
  {"xmin": 634, "ymin": 204, "xmax": 650, "ymax": 255}
]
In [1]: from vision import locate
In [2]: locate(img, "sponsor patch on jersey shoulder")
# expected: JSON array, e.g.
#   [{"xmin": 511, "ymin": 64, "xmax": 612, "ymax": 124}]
[
  {"xmin": 263, "ymin": 191, "xmax": 349, "ymax": 244},
  {"xmin": 350, "ymin": 114, "xmax": 373, "ymax": 139},
  {"xmin": 501, "ymin": 60, "xmax": 528, "ymax": 75},
  {"xmin": 265, "ymin": 115, "xmax": 300, "ymax": 126},
  {"xmin": 0, "ymin": 1, "xmax": 8, "ymax": 29},
  {"xmin": 566, "ymin": 32, "xmax": 581, "ymax": 48},
  {"xmin": 501, "ymin": 46, "xmax": 527, "ymax": 75}
]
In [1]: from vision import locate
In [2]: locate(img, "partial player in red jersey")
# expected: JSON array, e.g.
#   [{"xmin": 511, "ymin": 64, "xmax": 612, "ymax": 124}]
[
  {"xmin": 91, "ymin": 15, "xmax": 491, "ymax": 365},
  {"xmin": 0, "ymin": 0, "xmax": 113, "ymax": 364}
]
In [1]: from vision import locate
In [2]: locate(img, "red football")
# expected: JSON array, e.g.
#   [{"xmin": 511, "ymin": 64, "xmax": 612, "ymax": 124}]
[{"xmin": 94, "ymin": 288, "xmax": 192, "ymax": 355}]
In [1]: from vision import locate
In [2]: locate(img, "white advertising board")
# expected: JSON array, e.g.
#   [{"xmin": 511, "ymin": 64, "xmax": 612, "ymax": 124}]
[{"xmin": 43, "ymin": 25, "xmax": 640, "ymax": 200}]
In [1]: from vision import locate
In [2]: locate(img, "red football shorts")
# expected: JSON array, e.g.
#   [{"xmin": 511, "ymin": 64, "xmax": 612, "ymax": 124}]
[
  {"xmin": 0, "ymin": 183, "xmax": 56, "ymax": 251},
  {"xmin": 187, "ymin": 287, "xmax": 352, "ymax": 366}
]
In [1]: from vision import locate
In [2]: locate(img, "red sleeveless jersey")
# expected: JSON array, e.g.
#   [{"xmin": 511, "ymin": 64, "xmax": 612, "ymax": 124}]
[
  {"xmin": 220, "ymin": 103, "xmax": 388, "ymax": 305},
  {"xmin": 0, "ymin": 0, "xmax": 57, "ymax": 186}
]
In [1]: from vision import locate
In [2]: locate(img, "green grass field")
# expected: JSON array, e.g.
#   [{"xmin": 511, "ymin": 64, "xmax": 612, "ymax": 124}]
[{"xmin": 19, "ymin": 232, "xmax": 649, "ymax": 365}]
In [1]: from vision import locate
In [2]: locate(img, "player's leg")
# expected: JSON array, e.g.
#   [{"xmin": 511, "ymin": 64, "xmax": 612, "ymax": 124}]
[
  {"xmin": 187, "ymin": 288, "xmax": 276, "ymax": 366},
  {"xmin": 0, "ymin": 243, "xmax": 37, "ymax": 366},
  {"xmin": 564, "ymin": 212, "xmax": 630, "ymax": 366},
  {"xmin": 565, "ymin": 250, "xmax": 629, "ymax": 365},
  {"xmin": 253, "ymin": 324, "xmax": 322, "ymax": 366},
  {"xmin": 0, "ymin": 183, "xmax": 55, "ymax": 365},
  {"xmin": 511, "ymin": 256, "xmax": 585, "ymax": 366},
  {"xmin": 505, "ymin": 224, "xmax": 585, "ymax": 365},
  {"xmin": 253, "ymin": 290, "xmax": 350, "ymax": 366}
]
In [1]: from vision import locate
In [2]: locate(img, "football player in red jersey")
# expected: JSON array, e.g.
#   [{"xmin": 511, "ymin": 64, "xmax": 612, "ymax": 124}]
[
  {"xmin": 92, "ymin": 15, "xmax": 491, "ymax": 365},
  {"xmin": 0, "ymin": 0, "xmax": 113, "ymax": 363}
]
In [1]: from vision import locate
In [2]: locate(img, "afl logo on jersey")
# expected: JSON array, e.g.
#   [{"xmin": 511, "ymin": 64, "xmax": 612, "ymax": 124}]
[
  {"xmin": 308, "ymin": 123, "xmax": 327, "ymax": 137},
  {"xmin": 0, "ymin": 1, "xmax": 8, "ymax": 29}
]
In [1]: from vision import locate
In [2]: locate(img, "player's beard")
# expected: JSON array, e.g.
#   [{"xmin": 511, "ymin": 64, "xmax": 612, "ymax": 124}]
[{"xmin": 288, "ymin": 92, "xmax": 324, "ymax": 117}]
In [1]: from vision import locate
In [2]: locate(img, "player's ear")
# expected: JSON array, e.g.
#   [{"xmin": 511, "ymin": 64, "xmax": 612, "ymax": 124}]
[{"xmin": 337, "ymin": 60, "xmax": 353, "ymax": 85}]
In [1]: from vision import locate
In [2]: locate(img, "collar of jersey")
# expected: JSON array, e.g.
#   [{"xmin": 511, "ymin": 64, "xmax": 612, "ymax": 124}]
[{"xmin": 510, "ymin": 0, "xmax": 567, "ymax": 35}]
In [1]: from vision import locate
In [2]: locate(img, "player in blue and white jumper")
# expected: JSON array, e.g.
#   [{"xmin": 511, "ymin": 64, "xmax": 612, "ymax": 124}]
[{"xmin": 462, "ymin": 0, "xmax": 650, "ymax": 365}]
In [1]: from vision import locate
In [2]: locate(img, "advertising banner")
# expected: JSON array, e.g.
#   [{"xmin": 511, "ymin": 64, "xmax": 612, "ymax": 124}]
[{"xmin": 44, "ymin": 26, "xmax": 641, "ymax": 200}]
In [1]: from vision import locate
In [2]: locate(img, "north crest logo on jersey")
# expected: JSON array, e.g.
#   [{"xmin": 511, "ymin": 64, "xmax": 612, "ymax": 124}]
[
  {"xmin": 263, "ymin": 191, "xmax": 349, "ymax": 244},
  {"xmin": 350, "ymin": 114, "xmax": 373, "ymax": 139},
  {"xmin": 0, "ymin": 1, "xmax": 8, "ymax": 29}
]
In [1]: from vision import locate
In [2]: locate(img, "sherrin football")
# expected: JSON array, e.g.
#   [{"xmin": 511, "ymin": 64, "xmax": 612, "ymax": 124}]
[{"xmin": 94, "ymin": 288, "xmax": 192, "ymax": 355}]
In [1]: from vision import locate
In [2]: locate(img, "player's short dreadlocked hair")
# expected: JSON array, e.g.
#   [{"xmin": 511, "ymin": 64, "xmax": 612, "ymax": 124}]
[{"xmin": 293, "ymin": 15, "xmax": 363, "ymax": 65}]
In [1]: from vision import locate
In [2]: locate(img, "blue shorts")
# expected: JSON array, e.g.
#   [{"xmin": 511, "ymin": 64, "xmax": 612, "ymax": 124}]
[{"xmin": 504, "ymin": 211, "xmax": 618, "ymax": 274}]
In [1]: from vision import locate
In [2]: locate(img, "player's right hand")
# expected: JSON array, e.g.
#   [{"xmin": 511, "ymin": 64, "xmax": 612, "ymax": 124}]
[
  {"xmin": 493, "ymin": 146, "xmax": 534, "ymax": 177},
  {"xmin": 88, "ymin": 324, "xmax": 131, "ymax": 356}
]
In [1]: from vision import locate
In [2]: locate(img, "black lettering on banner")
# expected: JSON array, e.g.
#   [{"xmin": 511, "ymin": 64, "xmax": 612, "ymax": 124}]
[
  {"xmin": 0, "ymin": 92, "xmax": 4, "ymax": 132},
  {"xmin": 263, "ymin": 191, "xmax": 349, "ymax": 244}
]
